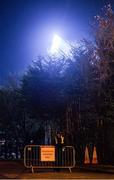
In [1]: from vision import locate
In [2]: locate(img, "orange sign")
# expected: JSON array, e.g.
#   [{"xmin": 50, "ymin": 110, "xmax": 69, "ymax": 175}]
[{"xmin": 40, "ymin": 146, "xmax": 55, "ymax": 162}]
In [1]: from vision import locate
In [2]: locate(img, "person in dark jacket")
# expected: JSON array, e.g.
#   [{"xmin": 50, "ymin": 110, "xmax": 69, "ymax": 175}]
[{"xmin": 54, "ymin": 132, "xmax": 64, "ymax": 168}]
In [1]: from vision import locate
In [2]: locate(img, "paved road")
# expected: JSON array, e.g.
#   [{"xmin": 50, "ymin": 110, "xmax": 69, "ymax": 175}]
[
  {"xmin": 1, "ymin": 170, "xmax": 114, "ymax": 179},
  {"xmin": 0, "ymin": 161, "xmax": 114, "ymax": 179},
  {"xmin": 17, "ymin": 171, "xmax": 114, "ymax": 179}
]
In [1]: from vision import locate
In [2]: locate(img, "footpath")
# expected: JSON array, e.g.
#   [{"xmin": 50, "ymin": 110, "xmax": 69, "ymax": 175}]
[
  {"xmin": 0, "ymin": 161, "xmax": 114, "ymax": 173},
  {"xmin": 0, "ymin": 161, "xmax": 114, "ymax": 179},
  {"xmin": 77, "ymin": 164, "xmax": 114, "ymax": 174}
]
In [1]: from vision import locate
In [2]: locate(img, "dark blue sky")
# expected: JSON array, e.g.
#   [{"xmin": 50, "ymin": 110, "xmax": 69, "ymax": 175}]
[{"xmin": 0, "ymin": 0, "xmax": 113, "ymax": 84}]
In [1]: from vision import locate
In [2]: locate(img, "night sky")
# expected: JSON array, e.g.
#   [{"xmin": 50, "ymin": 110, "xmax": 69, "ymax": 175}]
[{"xmin": 0, "ymin": 0, "xmax": 114, "ymax": 84}]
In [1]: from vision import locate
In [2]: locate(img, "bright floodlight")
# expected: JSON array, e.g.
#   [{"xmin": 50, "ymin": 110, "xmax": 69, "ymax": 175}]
[
  {"xmin": 49, "ymin": 34, "xmax": 71, "ymax": 57},
  {"xmin": 50, "ymin": 34, "xmax": 62, "ymax": 54}
]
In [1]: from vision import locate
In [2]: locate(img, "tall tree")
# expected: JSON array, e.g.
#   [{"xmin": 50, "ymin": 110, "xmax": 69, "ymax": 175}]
[
  {"xmin": 94, "ymin": 4, "xmax": 114, "ymax": 164},
  {"xmin": 21, "ymin": 56, "xmax": 68, "ymax": 144}
]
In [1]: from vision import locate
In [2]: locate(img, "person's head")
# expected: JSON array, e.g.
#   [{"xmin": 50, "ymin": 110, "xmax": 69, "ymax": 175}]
[{"xmin": 56, "ymin": 131, "xmax": 61, "ymax": 138}]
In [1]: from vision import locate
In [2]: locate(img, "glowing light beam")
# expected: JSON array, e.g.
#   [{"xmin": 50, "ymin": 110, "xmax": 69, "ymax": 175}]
[
  {"xmin": 49, "ymin": 34, "xmax": 71, "ymax": 57},
  {"xmin": 50, "ymin": 34, "xmax": 62, "ymax": 54}
]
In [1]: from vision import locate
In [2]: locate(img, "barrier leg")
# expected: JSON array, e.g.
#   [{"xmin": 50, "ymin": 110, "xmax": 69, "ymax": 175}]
[
  {"xmin": 69, "ymin": 168, "xmax": 72, "ymax": 173},
  {"xmin": 31, "ymin": 166, "xmax": 34, "ymax": 173}
]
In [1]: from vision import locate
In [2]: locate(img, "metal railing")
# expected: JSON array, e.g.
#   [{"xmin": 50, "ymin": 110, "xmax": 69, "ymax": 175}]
[{"xmin": 24, "ymin": 145, "xmax": 75, "ymax": 173}]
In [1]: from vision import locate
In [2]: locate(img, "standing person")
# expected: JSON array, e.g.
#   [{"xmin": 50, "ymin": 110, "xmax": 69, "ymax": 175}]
[{"xmin": 54, "ymin": 131, "xmax": 65, "ymax": 169}]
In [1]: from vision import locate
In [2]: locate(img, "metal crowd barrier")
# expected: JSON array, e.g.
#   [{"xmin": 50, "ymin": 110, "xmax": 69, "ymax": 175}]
[{"xmin": 24, "ymin": 145, "xmax": 75, "ymax": 173}]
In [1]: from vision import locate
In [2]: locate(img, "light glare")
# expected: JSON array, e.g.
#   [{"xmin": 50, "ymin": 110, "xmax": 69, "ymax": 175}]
[
  {"xmin": 49, "ymin": 34, "xmax": 71, "ymax": 57},
  {"xmin": 50, "ymin": 34, "xmax": 62, "ymax": 53}
]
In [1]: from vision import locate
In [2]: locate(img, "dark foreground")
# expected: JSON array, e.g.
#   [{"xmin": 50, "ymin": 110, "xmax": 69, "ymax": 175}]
[{"xmin": 0, "ymin": 161, "xmax": 114, "ymax": 179}]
